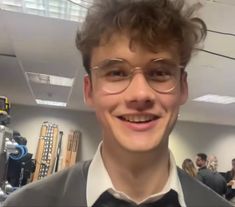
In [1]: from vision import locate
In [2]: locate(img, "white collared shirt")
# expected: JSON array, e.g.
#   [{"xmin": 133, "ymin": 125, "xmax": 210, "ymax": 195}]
[{"xmin": 86, "ymin": 142, "xmax": 187, "ymax": 207}]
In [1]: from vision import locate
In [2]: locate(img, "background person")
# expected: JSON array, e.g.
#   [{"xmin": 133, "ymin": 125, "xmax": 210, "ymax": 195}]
[
  {"xmin": 207, "ymin": 155, "xmax": 218, "ymax": 172},
  {"xmin": 225, "ymin": 159, "xmax": 235, "ymax": 206},
  {"xmin": 182, "ymin": 158, "xmax": 197, "ymax": 177},
  {"xmin": 196, "ymin": 153, "xmax": 227, "ymax": 196}
]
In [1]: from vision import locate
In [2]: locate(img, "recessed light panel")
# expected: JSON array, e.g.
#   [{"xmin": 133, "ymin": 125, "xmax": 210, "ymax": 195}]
[
  {"xmin": 193, "ymin": 94, "xmax": 235, "ymax": 104},
  {"xmin": 36, "ymin": 99, "xmax": 67, "ymax": 107},
  {"xmin": 26, "ymin": 72, "xmax": 74, "ymax": 87}
]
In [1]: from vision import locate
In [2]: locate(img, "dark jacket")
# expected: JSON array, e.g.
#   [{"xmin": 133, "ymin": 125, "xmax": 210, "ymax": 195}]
[
  {"xmin": 224, "ymin": 170, "xmax": 235, "ymax": 183},
  {"xmin": 224, "ymin": 170, "xmax": 235, "ymax": 200},
  {"xmin": 197, "ymin": 166, "xmax": 227, "ymax": 196},
  {"xmin": 3, "ymin": 161, "xmax": 232, "ymax": 207}
]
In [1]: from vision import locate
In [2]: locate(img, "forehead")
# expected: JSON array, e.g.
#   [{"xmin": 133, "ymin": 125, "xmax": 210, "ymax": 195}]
[{"xmin": 90, "ymin": 33, "xmax": 180, "ymax": 66}]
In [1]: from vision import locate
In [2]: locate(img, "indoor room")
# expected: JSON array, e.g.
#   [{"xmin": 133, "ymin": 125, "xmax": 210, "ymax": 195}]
[{"xmin": 0, "ymin": 0, "xmax": 235, "ymax": 206}]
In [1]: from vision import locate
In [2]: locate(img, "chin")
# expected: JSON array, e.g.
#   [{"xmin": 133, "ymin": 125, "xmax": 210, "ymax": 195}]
[{"xmin": 116, "ymin": 132, "xmax": 165, "ymax": 153}]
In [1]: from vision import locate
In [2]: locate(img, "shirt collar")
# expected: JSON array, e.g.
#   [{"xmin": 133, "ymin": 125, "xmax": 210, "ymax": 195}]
[
  {"xmin": 86, "ymin": 142, "xmax": 186, "ymax": 207},
  {"xmin": 86, "ymin": 142, "xmax": 113, "ymax": 207}
]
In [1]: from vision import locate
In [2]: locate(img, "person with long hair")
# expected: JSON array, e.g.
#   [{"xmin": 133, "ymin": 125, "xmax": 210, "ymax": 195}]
[{"xmin": 182, "ymin": 158, "xmax": 197, "ymax": 177}]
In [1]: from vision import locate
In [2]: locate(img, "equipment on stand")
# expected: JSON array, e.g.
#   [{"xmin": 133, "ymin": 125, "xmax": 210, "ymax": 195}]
[
  {"xmin": 0, "ymin": 96, "xmax": 35, "ymax": 204},
  {"xmin": 64, "ymin": 130, "xmax": 81, "ymax": 169},
  {"xmin": 0, "ymin": 96, "xmax": 10, "ymax": 127},
  {"xmin": 33, "ymin": 122, "xmax": 59, "ymax": 181},
  {"xmin": 0, "ymin": 96, "xmax": 10, "ymax": 116},
  {"xmin": 0, "ymin": 125, "xmax": 13, "ymax": 203},
  {"xmin": 7, "ymin": 153, "xmax": 35, "ymax": 187},
  {"xmin": 54, "ymin": 131, "xmax": 63, "ymax": 173},
  {"xmin": 0, "ymin": 125, "xmax": 31, "ymax": 203}
]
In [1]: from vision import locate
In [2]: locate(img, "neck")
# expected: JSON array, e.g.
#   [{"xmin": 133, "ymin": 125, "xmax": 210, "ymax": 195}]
[
  {"xmin": 101, "ymin": 142, "xmax": 170, "ymax": 202},
  {"xmin": 199, "ymin": 165, "xmax": 206, "ymax": 170}
]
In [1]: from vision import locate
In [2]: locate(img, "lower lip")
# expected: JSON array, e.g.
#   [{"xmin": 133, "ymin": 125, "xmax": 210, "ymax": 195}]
[{"xmin": 120, "ymin": 118, "xmax": 159, "ymax": 131}]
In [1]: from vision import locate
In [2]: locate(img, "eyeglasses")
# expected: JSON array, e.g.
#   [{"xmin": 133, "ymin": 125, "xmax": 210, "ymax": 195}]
[{"xmin": 90, "ymin": 58, "xmax": 184, "ymax": 94}]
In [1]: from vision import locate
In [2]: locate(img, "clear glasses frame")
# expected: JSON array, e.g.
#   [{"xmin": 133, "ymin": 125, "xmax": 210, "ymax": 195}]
[{"xmin": 90, "ymin": 58, "xmax": 184, "ymax": 94}]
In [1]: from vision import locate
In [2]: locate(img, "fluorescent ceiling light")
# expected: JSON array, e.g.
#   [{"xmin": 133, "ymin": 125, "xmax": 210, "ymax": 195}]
[
  {"xmin": 36, "ymin": 99, "xmax": 67, "ymax": 107},
  {"xmin": 0, "ymin": 0, "xmax": 90, "ymax": 22},
  {"xmin": 206, "ymin": 0, "xmax": 235, "ymax": 6},
  {"xmin": 68, "ymin": 0, "xmax": 92, "ymax": 6},
  {"xmin": 193, "ymin": 94, "xmax": 235, "ymax": 104},
  {"xmin": 26, "ymin": 72, "xmax": 74, "ymax": 87}
]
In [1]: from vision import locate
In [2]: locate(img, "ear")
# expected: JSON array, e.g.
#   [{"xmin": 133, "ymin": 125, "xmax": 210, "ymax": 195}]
[
  {"xmin": 179, "ymin": 71, "xmax": 188, "ymax": 105},
  {"xmin": 83, "ymin": 75, "xmax": 94, "ymax": 108}
]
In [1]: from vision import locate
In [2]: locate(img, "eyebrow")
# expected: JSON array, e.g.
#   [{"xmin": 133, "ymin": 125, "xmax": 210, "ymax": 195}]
[{"xmin": 96, "ymin": 57, "xmax": 179, "ymax": 66}]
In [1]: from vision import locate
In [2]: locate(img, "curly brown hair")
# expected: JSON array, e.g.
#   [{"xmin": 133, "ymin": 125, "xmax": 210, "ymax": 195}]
[{"xmin": 76, "ymin": 0, "xmax": 207, "ymax": 74}]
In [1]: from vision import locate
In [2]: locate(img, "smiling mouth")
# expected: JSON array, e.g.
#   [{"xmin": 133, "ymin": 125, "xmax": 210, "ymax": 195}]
[{"xmin": 118, "ymin": 114, "xmax": 158, "ymax": 123}]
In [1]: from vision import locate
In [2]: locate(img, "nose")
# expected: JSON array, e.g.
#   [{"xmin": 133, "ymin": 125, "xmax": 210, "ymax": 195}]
[{"xmin": 124, "ymin": 72, "xmax": 155, "ymax": 110}]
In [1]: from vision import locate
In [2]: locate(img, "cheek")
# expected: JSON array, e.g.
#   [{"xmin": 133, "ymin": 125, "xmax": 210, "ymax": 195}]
[
  {"xmin": 160, "ymin": 93, "xmax": 181, "ymax": 113},
  {"xmin": 92, "ymin": 92, "xmax": 120, "ymax": 120},
  {"xmin": 93, "ymin": 96, "xmax": 119, "ymax": 136}
]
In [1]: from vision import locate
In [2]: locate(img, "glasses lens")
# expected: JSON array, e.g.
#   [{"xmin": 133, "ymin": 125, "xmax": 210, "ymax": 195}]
[
  {"xmin": 145, "ymin": 60, "xmax": 180, "ymax": 93},
  {"xmin": 96, "ymin": 59, "xmax": 131, "ymax": 93}
]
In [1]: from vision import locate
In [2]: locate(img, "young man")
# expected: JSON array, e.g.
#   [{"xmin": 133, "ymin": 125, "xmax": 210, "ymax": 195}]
[
  {"xmin": 2, "ymin": 0, "xmax": 232, "ymax": 206},
  {"xmin": 196, "ymin": 153, "xmax": 227, "ymax": 196},
  {"xmin": 196, "ymin": 153, "xmax": 208, "ymax": 170}
]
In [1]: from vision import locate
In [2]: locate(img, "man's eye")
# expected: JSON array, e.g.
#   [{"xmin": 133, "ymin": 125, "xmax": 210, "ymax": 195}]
[
  {"xmin": 147, "ymin": 68, "xmax": 172, "ymax": 81},
  {"xmin": 101, "ymin": 67, "xmax": 129, "ymax": 81},
  {"xmin": 106, "ymin": 69, "xmax": 127, "ymax": 77}
]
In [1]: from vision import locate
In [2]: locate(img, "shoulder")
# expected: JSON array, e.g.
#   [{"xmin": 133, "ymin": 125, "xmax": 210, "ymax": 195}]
[
  {"xmin": 2, "ymin": 160, "xmax": 91, "ymax": 207},
  {"xmin": 198, "ymin": 168, "xmax": 214, "ymax": 178},
  {"xmin": 198, "ymin": 168, "xmax": 210, "ymax": 174},
  {"xmin": 214, "ymin": 172, "xmax": 226, "ymax": 181},
  {"xmin": 177, "ymin": 168, "xmax": 232, "ymax": 207}
]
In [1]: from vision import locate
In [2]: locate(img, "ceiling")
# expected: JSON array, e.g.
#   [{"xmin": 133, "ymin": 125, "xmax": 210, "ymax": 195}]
[{"xmin": 0, "ymin": 0, "xmax": 235, "ymax": 126}]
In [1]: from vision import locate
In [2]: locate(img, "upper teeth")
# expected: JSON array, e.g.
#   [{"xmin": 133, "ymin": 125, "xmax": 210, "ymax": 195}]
[{"xmin": 122, "ymin": 115, "xmax": 156, "ymax": 122}]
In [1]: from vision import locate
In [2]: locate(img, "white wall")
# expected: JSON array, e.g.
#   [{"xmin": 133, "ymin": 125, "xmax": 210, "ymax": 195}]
[
  {"xmin": 170, "ymin": 121, "xmax": 235, "ymax": 172},
  {"xmin": 8, "ymin": 104, "xmax": 235, "ymax": 172}
]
